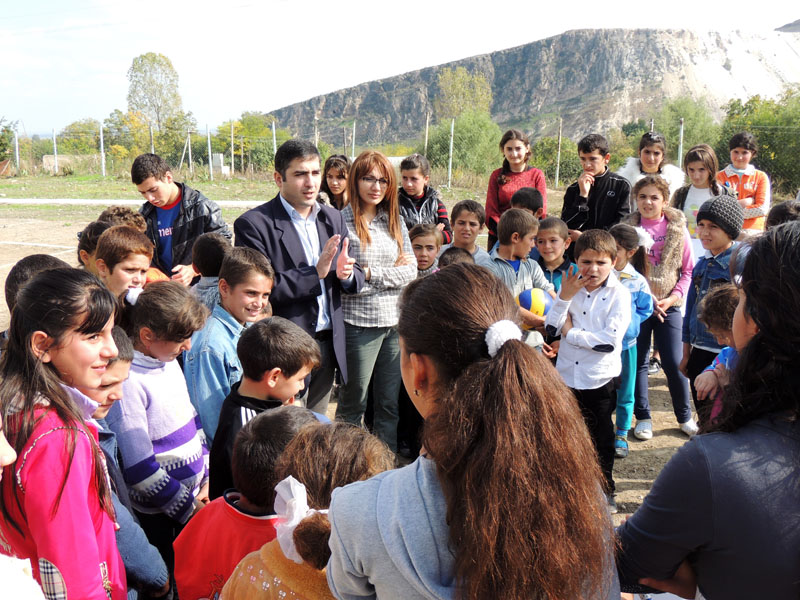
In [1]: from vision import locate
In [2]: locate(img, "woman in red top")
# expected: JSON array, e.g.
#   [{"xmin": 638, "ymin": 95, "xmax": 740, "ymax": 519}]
[{"xmin": 485, "ymin": 129, "xmax": 547, "ymax": 249}]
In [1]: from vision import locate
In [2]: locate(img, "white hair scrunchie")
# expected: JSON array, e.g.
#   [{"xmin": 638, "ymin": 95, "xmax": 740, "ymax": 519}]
[
  {"xmin": 485, "ymin": 319, "xmax": 523, "ymax": 358},
  {"xmin": 634, "ymin": 226, "xmax": 655, "ymax": 252},
  {"xmin": 273, "ymin": 475, "xmax": 328, "ymax": 564},
  {"xmin": 125, "ymin": 287, "xmax": 144, "ymax": 305}
]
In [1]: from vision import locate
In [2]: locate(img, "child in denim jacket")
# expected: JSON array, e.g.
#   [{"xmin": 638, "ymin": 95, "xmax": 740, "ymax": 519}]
[{"xmin": 679, "ymin": 195, "xmax": 743, "ymax": 419}]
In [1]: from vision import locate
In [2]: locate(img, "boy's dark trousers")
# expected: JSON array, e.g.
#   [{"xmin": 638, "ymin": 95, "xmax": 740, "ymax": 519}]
[
  {"xmin": 686, "ymin": 346, "xmax": 719, "ymax": 425},
  {"xmin": 571, "ymin": 380, "xmax": 616, "ymax": 494}
]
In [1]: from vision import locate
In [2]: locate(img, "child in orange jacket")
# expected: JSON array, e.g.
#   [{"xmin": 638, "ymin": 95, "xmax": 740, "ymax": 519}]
[{"xmin": 716, "ymin": 131, "xmax": 770, "ymax": 234}]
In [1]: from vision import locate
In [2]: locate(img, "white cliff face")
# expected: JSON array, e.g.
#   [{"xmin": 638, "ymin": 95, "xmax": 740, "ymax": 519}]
[
  {"xmin": 663, "ymin": 30, "xmax": 800, "ymax": 110},
  {"xmin": 270, "ymin": 29, "xmax": 800, "ymax": 143}
]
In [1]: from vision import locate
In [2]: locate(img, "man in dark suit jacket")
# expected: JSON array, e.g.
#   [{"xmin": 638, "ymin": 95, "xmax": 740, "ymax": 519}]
[{"xmin": 234, "ymin": 140, "xmax": 364, "ymax": 414}]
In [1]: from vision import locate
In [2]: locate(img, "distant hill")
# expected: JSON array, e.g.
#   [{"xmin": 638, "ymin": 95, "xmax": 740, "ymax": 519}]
[
  {"xmin": 777, "ymin": 19, "xmax": 800, "ymax": 32},
  {"xmin": 269, "ymin": 28, "xmax": 800, "ymax": 144}
]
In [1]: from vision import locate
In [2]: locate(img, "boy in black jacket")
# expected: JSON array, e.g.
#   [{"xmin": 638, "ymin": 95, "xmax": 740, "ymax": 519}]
[
  {"xmin": 132, "ymin": 153, "xmax": 231, "ymax": 285},
  {"xmin": 561, "ymin": 134, "xmax": 632, "ymax": 246},
  {"xmin": 208, "ymin": 316, "xmax": 322, "ymax": 499}
]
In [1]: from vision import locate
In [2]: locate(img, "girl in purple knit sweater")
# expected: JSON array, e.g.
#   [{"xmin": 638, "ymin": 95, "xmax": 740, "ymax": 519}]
[{"xmin": 106, "ymin": 281, "xmax": 210, "ymax": 573}]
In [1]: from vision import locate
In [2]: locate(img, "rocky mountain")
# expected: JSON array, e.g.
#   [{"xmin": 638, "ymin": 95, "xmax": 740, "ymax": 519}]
[
  {"xmin": 270, "ymin": 28, "xmax": 800, "ymax": 144},
  {"xmin": 777, "ymin": 19, "xmax": 800, "ymax": 32}
]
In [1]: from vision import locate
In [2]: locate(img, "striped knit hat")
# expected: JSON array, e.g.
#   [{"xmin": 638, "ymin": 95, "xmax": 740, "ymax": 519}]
[{"xmin": 696, "ymin": 194, "xmax": 744, "ymax": 240}]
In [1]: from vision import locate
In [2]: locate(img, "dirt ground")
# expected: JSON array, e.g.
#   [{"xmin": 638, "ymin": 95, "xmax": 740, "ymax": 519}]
[{"xmin": 0, "ymin": 208, "xmax": 689, "ymax": 522}]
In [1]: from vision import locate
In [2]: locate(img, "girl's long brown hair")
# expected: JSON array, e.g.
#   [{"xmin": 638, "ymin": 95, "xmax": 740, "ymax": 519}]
[
  {"xmin": 0, "ymin": 269, "xmax": 116, "ymax": 533},
  {"xmin": 398, "ymin": 264, "xmax": 613, "ymax": 600},
  {"xmin": 346, "ymin": 150, "xmax": 403, "ymax": 251}
]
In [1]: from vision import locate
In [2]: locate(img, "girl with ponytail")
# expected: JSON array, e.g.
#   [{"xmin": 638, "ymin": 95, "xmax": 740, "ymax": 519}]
[
  {"xmin": 222, "ymin": 422, "xmax": 394, "ymax": 599},
  {"xmin": 327, "ymin": 263, "xmax": 618, "ymax": 600},
  {"xmin": 0, "ymin": 268, "xmax": 127, "ymax": 599}
]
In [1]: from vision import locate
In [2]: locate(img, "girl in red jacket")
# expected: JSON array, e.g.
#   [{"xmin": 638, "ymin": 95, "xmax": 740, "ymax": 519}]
[
  {"xmin": 485, "ymin": 129, "xmax": 547, "ymax": 249},
  {"xmin": 0, "ymin": 268, "xmax": 127, "ymax": 599}
]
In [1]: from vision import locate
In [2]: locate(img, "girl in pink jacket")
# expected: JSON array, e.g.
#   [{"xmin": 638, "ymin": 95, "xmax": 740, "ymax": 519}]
[{"xmin": 0, "ymin": 268, "xmax": 127, "ymax": 599}]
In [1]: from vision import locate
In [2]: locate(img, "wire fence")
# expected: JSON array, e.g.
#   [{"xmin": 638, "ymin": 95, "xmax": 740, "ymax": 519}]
[{"xmin": 5, "ymin": 115, "xmax": 800, "ymax": 199}]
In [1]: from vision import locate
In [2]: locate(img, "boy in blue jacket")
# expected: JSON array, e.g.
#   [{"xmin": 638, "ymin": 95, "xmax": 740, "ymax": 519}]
[{"xmin": 679, "ymin": 195, "xmax": 744, "ymax": 424}]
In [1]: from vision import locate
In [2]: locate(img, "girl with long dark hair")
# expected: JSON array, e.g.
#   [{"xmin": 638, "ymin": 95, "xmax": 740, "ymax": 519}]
[
  {"xmin": 0, "ymin": 268, "xmax": 126, "ymax": 599},
  {"xmin": 328, "ymin": 263, "xmax": 618, "ymax": 600}
]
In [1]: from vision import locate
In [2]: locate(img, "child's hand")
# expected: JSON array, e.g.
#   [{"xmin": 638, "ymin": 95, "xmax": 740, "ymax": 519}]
[
  {"xmin": 638, "ymin": 559, "xmax": 697, "ymax": 600},
  {"xmin": 542, "ymin": 340, "xmax": 560, "ymax": 359},
  {"xmin": 567, "ymin": 229, "xmax": 583, "ymax": 242},
  {"xmin": 714, "ymin": 363, "xmax": 730, "ymax": 387},
  {"xmin": 196, "ymin": 481, "xmax": 210, "ymax": 505},
  {"xmin": 559, "ymin": 265, "xmax": 588, "ymax": 301},
  {"xmin": 739, "ymin": 196, "xmax": 754, "ymax": 208},
  {"xmin": 577, "ymin": 172, "xmax": 594, "ymax": 197},
  {"xmin": 519, "ymin": 307, "xmax": 545, "ymax": 329},
  {"xmin": 678, "ymin": 353, "xmax": 690, "ymax": 378},
  {"xmin": 395, "ymin": 253, "xmax": 415, "ymax": 267},
  {"xmin": 694, "ymin": 371, "xmax": 719, "ymax": 401},
  {"xmin": 171, "ymin": 264, "xmax": 197, "ymax": 286},
  {"xmin": 654, "ymin": 295, "xmax": 678, "ymax": 322},
  {"xmin": 561, "ymin": 313, "xmax": 573, "ymax": 335},
  {"xmin": 436, "ymin": 223, "xmax": 445, "ymax": 232}
]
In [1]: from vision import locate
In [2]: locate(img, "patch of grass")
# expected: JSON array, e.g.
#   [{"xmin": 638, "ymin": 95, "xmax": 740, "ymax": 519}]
[
  {"xmin": 0, "ymin": 175, "xmax": 565, "ymax": 222},
  {"xmin": 0, "ymin": 174, "xmax": 282, "ymax": 201}
]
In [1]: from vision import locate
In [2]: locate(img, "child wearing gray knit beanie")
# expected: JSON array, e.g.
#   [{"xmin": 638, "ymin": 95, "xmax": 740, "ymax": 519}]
[{"xmin": 696, "ymin": 194, "xmax": 744, "ymax": 241}]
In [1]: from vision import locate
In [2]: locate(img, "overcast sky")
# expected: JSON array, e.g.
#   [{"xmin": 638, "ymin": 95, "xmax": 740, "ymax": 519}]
[{"xmin": 1, "ymin": 0, "xmax": 796, "ymax": 135}]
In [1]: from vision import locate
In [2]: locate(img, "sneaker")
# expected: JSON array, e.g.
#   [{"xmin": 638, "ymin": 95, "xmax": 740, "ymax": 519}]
[
  {"xmin": 607, "ymin": 493, "xmax": 618, "ymax": 514},
  {"xmin": 679, "ymin": 419, "xmax": 699, "ymax": 437},
  {"xmin": 614, "ymin": 432, "xmax": 629, "ymax": 458},
  {"xmin": 634, "ymin": 419, "xmax": 653, "ymax": 440},
  {"xmin": 647, "ymin": 357, "xmax": 662, "ymax": 375}
]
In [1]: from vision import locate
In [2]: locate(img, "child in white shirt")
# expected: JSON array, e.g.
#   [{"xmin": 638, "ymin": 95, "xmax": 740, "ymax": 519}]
[{"xmin": 544, "ymin": 229, "xmax": 631, "ymax": 512}]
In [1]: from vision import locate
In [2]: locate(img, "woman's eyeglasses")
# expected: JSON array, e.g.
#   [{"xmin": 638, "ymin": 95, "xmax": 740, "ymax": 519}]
[{"xmin": 361, "ymin": 176, "xmax": 390, "ymax": 188}]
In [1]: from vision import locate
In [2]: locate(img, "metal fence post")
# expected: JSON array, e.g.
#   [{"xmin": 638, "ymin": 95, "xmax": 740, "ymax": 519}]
[
  {"xmin": 52, "ymin": 128, "xmax": 58, "ymax": 174},
  {"xmin": 447, "ymin": 118, "xmax": 454, "ymax": 189},
  {"xmin": 207, "ymin": 125, "xmax": 213, "ymax": 181},
  {"xmin": 99, "ymin": 123, "xmax": 106, "ymax": 177}
]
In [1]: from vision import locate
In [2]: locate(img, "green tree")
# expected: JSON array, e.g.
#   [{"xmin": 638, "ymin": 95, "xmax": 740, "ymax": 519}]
[
  {"xmin": 0, "ymin": 118, "xmax": 15, "ymax": 159},
  {"xmin": 717, "ymin": 86, "xmax": 800, "ymax": 195},
  {"xmin": 104, "ymin": 109, "xmax": 151, "ymax": 157},
  {"xmin": 530, "ymin": 136, "xmax": 581, "ymax": 186},
  {"xmin": 434, "ymin": 67, "xmax": 492, "ymax": 121},
  {"xmin": 423, "ymin": 111, "xmax": 501, "ymax": 176},
  {"xmin": 30, "ymin": 135, "xmax": 54, "ymax": 162},
  {"xmin": 654, "ymin": 97, "xmax": 720, "ymax": 163},
  {"xmin": 58, "ymin": 118, "xmax": 100, "ymax": 155},
  {"xmin": 158, "ymin": 111, "xmax": 198, "ymax": 167},
  {"xmin": 127, "ymin": 52, "xmax": 183, "ymax": 131}
]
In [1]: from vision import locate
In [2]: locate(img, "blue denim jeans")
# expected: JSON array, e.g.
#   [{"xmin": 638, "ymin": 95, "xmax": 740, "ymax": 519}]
[
  {"xmin": 337, "ymin": 324, "xmax": 401, "ymax": 451},
  {"xmin": 634, "ymin": 307, "xmax": 692, "ymax": 424}
]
